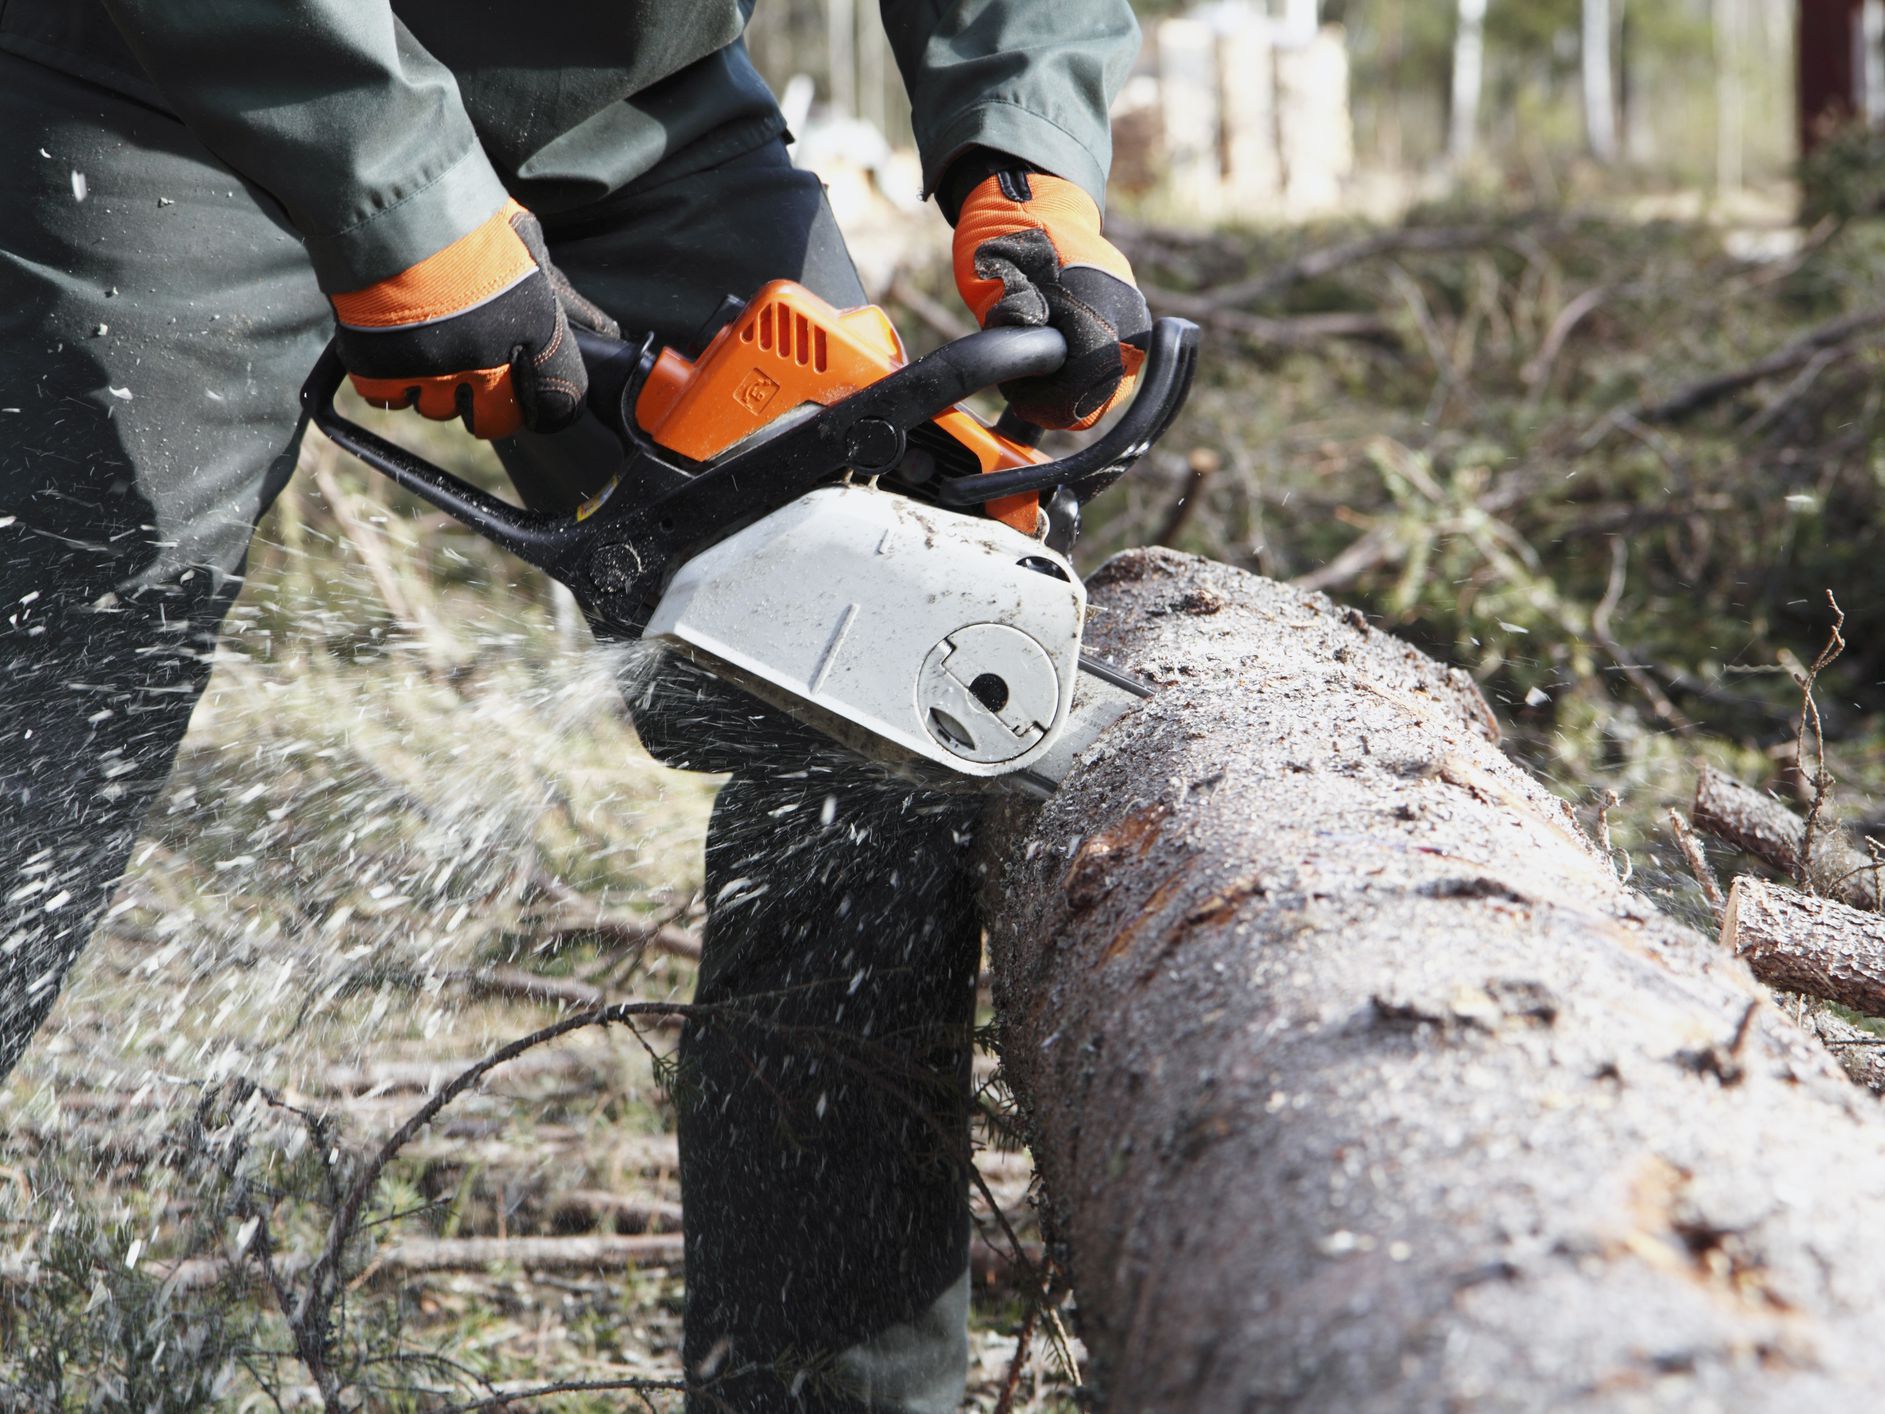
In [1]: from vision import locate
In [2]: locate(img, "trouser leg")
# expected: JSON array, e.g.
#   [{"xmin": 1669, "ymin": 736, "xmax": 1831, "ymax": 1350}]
[
  {"xmin": 500, "ymin": 138, "xmax": 983, "ymax": 1409},
  {"xmin": 682, "ymin": 760, "xmax": 980, "ymax": 1413},
  {"xmin": 0, "ymin": 58, "xmax": 329, "ymax": 1080}
]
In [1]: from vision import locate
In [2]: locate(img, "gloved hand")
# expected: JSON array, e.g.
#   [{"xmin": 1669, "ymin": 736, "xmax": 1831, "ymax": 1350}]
[
  {"xmin": 328, "ymin": 198, "xmax": 616, "ymax": 440},
  {"xmin": 948, "ymin": 156, "xmax": 1151, "ymax": 431}
]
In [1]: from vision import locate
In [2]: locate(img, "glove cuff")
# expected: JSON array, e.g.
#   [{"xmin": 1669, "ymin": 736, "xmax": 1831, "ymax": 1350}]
[
  {"xmin": 937, "ymin": 147, "xmax": 1038, "ymax": 226},
  {"xmin": 330, "ymin": 198, "xmax": 538, "ymax": 330}
]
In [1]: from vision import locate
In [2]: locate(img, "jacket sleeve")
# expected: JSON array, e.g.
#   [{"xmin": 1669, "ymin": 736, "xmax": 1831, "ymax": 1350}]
[
  {"xmin": 881, "ymin": 0, "xmax": 1140, "ymax": 212},
  {"xmin": 101, "ymin": 0, "xmax": 509, "ymax": 293}
]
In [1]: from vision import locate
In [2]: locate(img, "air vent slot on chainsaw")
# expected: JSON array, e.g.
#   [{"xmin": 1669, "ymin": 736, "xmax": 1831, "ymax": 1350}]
[
  {"xmin": 745, "ymin": 301, "xmax": 829, "ymax": 372},
  {"xmin": 902, "ymin": 421, "xmax": 981, "ymax": 486}
]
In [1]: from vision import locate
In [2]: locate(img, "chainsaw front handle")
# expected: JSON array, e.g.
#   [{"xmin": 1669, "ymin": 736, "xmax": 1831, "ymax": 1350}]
[{"xmin": 932, "ymin": 316, "xmax": 1202, "ymax": 508}]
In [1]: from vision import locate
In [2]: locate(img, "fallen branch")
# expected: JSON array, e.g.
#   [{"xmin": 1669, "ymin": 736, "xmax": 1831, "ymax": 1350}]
[
  {"xmin": 548, "ymin": 1190, "xmax": 685, "ymax": 1233},
  {"xmin": 316, "ymin": 1049, "xmax": 610, "ymax": 1098},
  {"xmin": 1138, "ymin": 294, "xmax": 1392, "ymax": 347},
  {"xmin": 458, "ymin": 966, "xmax": 698, "ymax": 1016},
  {"xmin": 886, "ymin": 271, "xmax": 975, "ymax": 344},
  {"xmin": 1723, "ymin": 874, "xmax": 1885, "ymax": 1017},
  {"xmin": 528, "ymin": 872, "xmax": 703, "ymax": 962},
  {"xmin": 433, "ymin": 1375, "xmax": 686, "ymax": 1414},
  {"xmin": 1623, "ymin": 303, "xmax": 1885, "ymax": 428},
  {"xmin": 1589, "ymin": 536, "xmax": 1691, "ymax": 731},
  {"xmin": 1666, "ymin": 808, "xmax": 1725, "ymax": 919},
  {"xmin": 1175, "ymin": 224, "xmax": 1512, "ymax": 309},
  {"xmin": 157, "ymin": 1231, "xmax": 1027, "ymax": 1291},
  {"xmin": 370, "ymin": 1232, "xmax": 684, "ymax": 1276},
  {"xmin": 292, "ymin": 999, "xmax": 697, "ymax": 1372},
  {"xmin": 1153, "ymin": 447, "xmax": 1220, "ymax": 548},
  {"xmin": 1692, "ymin": 766, "xmax": 1878, "ymax": 908},
  {"xmin": 1520, "ymin": 284, "xmax": 1609, "ymax": 396}
]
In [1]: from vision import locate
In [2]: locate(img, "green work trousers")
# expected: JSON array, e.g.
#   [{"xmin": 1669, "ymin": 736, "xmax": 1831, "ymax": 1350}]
[{"xmin": 0, "ymin": 53, "xmax": 980, "ymax": 1412}]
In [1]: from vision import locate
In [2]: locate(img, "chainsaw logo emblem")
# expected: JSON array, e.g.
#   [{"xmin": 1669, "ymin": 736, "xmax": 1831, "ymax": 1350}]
[{"xmin": 734, "ymin": 367, "xmax": 781, "ymax": 415}]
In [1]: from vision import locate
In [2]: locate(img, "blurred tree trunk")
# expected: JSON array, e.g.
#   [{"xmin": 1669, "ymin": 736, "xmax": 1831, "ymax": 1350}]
[
  {"xmin": 1583, "ymin": 0, "xmax": 1619, "ymax": 161},
  {"xmin": 982, "ymin": 549, "xmax": 1885, "ymax": 1410},
  {"xmin": 1716, "ymin": 0, "xmax": 1746, "ymax": 192},
  {"xmin": 1798, "ymin": 0, "xmax": 1864, "ymax": 153},
  {"xmin": 825, "ymin": 0, "xmax": 856, "ymax": 117},
  {"xmin": 857, "ymin": 1, "xmax": 886, "ymax": 136},
  {"xmin": 1449, "ymin": 0, "xmax": 1488, "ymax": 163}
]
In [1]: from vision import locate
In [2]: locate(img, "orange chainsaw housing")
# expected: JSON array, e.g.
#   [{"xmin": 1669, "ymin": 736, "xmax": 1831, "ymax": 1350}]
[{"xmin": 633, "ymin": 281, "xmax": 1047, "ymax": 534}]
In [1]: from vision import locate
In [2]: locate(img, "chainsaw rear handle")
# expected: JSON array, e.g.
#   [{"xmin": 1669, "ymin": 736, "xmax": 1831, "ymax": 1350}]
[{"xmin": 300, "ymin": 343, "xmax": 583, "ymax": 567}]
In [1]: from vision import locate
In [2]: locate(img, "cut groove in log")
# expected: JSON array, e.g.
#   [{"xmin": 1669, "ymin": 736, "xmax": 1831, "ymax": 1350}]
[
  {"xmin": 981, "ymin": 548, "xmax": 1885, "ymax": 1411},
  {"xmin": 1723, "ymin": 874, "xmax": 1885, "ymax": 1017}
]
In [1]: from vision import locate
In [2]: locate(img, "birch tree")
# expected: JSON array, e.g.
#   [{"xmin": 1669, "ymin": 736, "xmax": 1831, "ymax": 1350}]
[
  {"xmin": 1449, "ymin": 0, "xmax": 1488, "ymax": 163},
  {"xmin": 1583, "ymin": 0, "xmax": 1620, "ymax": 161}
]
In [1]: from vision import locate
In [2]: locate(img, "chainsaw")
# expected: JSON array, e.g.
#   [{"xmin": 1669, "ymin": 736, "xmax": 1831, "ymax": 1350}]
[{"xmin": 302, "ymin": 282, "xmax": 1199, "ymax": 794}]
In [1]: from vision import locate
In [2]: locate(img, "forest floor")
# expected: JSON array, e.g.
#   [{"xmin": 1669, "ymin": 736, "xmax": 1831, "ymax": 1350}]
[{"xmin": 6, "ymin": 193, "xmax": 1885, "ymax": 1408}]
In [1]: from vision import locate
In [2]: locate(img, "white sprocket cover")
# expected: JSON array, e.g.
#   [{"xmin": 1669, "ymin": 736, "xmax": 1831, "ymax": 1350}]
[{"xmin": 641, "ymin": 484, "xmax": 1085, "ymax": 776}]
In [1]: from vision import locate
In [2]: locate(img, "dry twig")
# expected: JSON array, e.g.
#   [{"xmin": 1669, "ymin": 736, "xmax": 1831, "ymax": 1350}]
[
  {"xmin": 1595, "ymin": 790, "xmax": 1632, "ymax": 885},
  {"xmin": 288, "ymin": 1000, "xmax": 698, "ymax": 1394},
  {"xmin": 1793, "ymin": 591, "xmax": 1848, "ymax": 893},
  {"xmin": 1167, "ymin": 223, "xmax": 1512, "ymax": 309},
  {"xmin": 1667, "ymin": 808, "xmax": 1725, "ymax": 920},
  {"xmin": 1155, "ymin": 448, "xmax": 1221, "ymax": 548}
]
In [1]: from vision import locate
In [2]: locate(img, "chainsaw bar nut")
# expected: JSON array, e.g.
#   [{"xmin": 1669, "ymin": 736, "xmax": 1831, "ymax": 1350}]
[{"xmin": 916, "ymin": 623, "xmax": 1061, "ymax": 763}]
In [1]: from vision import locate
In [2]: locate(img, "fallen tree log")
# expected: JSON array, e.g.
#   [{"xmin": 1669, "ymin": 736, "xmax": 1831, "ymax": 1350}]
[{"xmin": 981, "ymin": 548, "xmax": 1885, "ymax": 1410}]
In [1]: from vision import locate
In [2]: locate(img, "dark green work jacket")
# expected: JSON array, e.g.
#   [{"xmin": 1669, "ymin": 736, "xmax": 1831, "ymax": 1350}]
[{"xmin": 0, "ymin": 0, "xmax": 1138, "ymax": 293}]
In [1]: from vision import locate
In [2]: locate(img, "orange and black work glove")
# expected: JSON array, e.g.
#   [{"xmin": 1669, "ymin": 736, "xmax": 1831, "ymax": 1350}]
[
  {"xmin": 328, "ymin": 199, "xmax": 617, "ymax": 440},
  {"xmin": 947, "ymin": 154, "xmax": 1151, "ymax": 431}
]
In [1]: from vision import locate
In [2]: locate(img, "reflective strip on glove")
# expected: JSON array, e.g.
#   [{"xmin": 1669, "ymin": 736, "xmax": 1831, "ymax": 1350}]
[{"xmin": 951, "ymin": 170, "xmax": 1151, "ymax": 432}]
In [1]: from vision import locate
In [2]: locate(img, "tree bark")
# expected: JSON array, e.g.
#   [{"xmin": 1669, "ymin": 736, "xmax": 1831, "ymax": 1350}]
[
  {"xmin": 981, "ymin": 549, "xmax": 1885, "ymax": 1411},
  {"xmin": 1712, "ymin": 0, "xmax": 1743, "ymax": 193}
]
